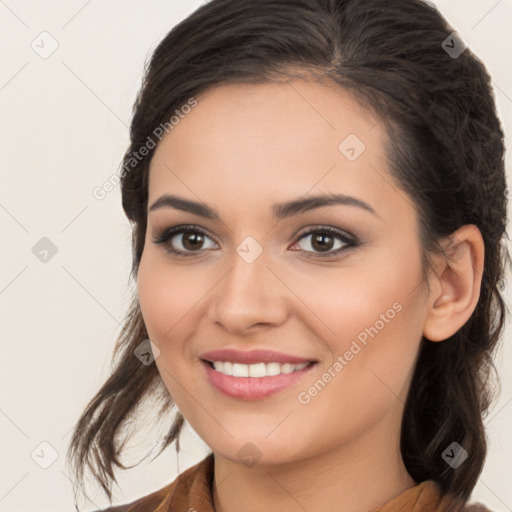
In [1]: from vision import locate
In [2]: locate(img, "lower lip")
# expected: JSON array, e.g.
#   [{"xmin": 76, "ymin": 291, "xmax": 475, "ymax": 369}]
[{"xmin": 201, "ymin": 360, "xmax": 317, "ymax": 400}]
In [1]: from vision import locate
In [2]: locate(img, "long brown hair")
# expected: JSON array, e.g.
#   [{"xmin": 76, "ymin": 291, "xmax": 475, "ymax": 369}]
[{"xmin": 66, "ymin": 0, "xmax": 510, "ymax": 509}]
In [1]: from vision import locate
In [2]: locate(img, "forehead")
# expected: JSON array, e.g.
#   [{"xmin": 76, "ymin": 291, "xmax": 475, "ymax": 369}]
[
  {"xmin": 147, "ymin": 79, "xmax": 396, "ymax": 219},
  {"xmin": 152, "ymin": 78, "xmax": 384, "ymax": 160}
]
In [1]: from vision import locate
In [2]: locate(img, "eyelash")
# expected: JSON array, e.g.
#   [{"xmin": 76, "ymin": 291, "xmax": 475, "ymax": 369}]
[{"xmin": 152, "ymin": 224, "xmax": 360, "ymax": 259}]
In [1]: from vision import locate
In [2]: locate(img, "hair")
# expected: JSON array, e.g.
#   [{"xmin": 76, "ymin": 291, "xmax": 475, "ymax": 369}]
[{"xmin": 66, "ymin": 0, "xmax": 510, "ymax": 509}]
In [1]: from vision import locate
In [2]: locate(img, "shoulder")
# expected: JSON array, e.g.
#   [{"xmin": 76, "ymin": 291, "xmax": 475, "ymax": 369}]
[
  {"xmin": 93, "ymin": 452, "xmax": 215, "ymax": 512},
  {"xmin": 375, "ymin": 479, "xmax": 495, "ymax": 512},
  {"xmin": 93, "ymin": 484, "xmax": 172, "ymax": 512}
]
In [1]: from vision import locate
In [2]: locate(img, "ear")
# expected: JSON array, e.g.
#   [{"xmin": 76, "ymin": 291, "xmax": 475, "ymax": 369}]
[{"xmin": 423, "ymin": 225, "xmax": 485, "ymax": 342}]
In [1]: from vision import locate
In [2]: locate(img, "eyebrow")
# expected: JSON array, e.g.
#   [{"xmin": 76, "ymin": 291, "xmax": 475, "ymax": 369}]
[{"xmin": 148, "ymin": 193, "xmax": 378, "ymax": 219}]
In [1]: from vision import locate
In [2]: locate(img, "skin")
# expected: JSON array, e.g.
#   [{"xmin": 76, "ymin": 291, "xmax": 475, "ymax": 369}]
[{"xmin": 136, "ymin": 78, "xmax": 484, "ymax": 512}]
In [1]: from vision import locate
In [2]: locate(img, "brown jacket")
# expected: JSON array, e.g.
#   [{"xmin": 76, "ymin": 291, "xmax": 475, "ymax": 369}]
[{"xmin": 98, "ymin": 453, "xmax": 492, "ymax": 512}]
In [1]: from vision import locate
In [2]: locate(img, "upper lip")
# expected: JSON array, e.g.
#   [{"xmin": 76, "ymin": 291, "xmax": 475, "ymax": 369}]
[{"xmin": 200, "ymin": 348, "xmax": 317, "ymax": 365}]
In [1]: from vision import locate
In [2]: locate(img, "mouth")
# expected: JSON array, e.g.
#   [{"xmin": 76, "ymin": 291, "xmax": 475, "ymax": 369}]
[
  {"xmin": 200, "ymin": 359, "xmax": 318, "ymax": 400},
  {"xmin": 202, "ymin": 359, "xmax": 316, "ymax": 377}
]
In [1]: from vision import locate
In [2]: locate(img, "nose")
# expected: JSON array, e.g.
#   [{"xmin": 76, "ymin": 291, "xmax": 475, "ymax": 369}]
[{"xmin": 207, "ymin": 245, "xmax": 289, "ymax": 335}]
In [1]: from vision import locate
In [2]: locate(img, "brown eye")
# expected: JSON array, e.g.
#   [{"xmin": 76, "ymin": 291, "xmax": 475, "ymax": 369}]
[
  {"xmin": 290, "ymin": 226, "xmax": 358, "ymax": 257},
  {"xmin": 153, "ymin": 225, "xmax": 217, "ymax": 256},
  {"xmin": 181, "ymin": 231, "xmax": 206, "ymax": 251},
  {"xmin": 153, "ymin": 224, "xmax": 359, "ymax": 258},
  {"xmin": 310, "ymin": 232, "xmax": 335, "ymax": 252}
]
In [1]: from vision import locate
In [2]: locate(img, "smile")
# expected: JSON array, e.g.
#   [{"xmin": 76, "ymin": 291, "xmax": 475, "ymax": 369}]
[
  {"xmin": 201, "ymin": 360, "xmax": 317, "ymax": 400},
  {"xmin": 210, "ymin": 361, "xmax": 311, "ymax": 377}
]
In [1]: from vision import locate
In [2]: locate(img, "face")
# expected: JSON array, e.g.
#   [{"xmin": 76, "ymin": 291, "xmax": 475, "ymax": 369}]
[{"xmin": 137, "ymin": 78, "xmax": 431, "ymax": 466}]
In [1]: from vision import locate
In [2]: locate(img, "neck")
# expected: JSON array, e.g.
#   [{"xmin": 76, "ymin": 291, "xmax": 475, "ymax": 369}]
[{"xmin": 211, "ymin": 414, "xmax": 416, "ymax": 512}]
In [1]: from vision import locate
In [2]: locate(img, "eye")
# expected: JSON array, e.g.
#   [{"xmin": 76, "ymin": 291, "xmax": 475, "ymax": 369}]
[
  {"xmin": 289, "ymin": 226, "xmax": 358, "ymax": 257},
  {"xmin": 153, "ymin": 224, "xmax": 360, "ymax": 258},
  {"xmin": 153, "ymin": 225, "xmax": 218, "ymax": 257}
]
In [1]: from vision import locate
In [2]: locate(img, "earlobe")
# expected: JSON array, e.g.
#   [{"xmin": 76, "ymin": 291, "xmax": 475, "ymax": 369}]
[{"xmin": 422, "ymin": 225, "xmax": 485, "ymax": 342}]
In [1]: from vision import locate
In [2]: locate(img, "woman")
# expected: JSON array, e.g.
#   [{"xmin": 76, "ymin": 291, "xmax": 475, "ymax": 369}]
[{"xmin": 67, "ymin": 0, "xmax": 510, "ymax": 511}]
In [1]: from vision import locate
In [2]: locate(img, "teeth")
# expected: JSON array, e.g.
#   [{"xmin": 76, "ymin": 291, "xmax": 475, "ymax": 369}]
[{"xmin": 211, "ymin": 361, "xmax": 309, "ymax": 377}]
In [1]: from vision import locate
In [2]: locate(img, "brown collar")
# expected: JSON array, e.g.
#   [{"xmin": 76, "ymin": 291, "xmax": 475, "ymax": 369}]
[{"xmin": 105, "ymin": 453, "xmax": 490, "ymax": 512}]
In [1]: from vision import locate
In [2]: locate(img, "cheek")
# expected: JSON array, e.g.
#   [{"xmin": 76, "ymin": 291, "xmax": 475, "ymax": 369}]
[
  {"xmin": 291, "ymin": 247, "xmax": 424, "ymax": 389},
  {"xmin": 324, "ymin": 233, "xmax": 424, "ymax": 434},
  {"xmin": 286, "ymin": 256, "xmax": 414, "ymax": 345},
  {"xmin": 137, "ymin": 256, "xmax": 207, "ymax": 405},
  {"xmin": 137, "ymin": 252, "xmax": 208, "ymax": 343},
  {"xmin": 326, "ymin": 240, "xmax": 423, "ymax": 344},
  {"xmin": 293, "ymin": 275, "xmax": 423, "ymax": 447}
]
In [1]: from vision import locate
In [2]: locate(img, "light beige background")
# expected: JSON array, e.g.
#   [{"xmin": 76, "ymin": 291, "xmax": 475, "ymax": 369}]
[{"xmin": 1, "ymin": 1, "xmax": 511, "ymax": 511}]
